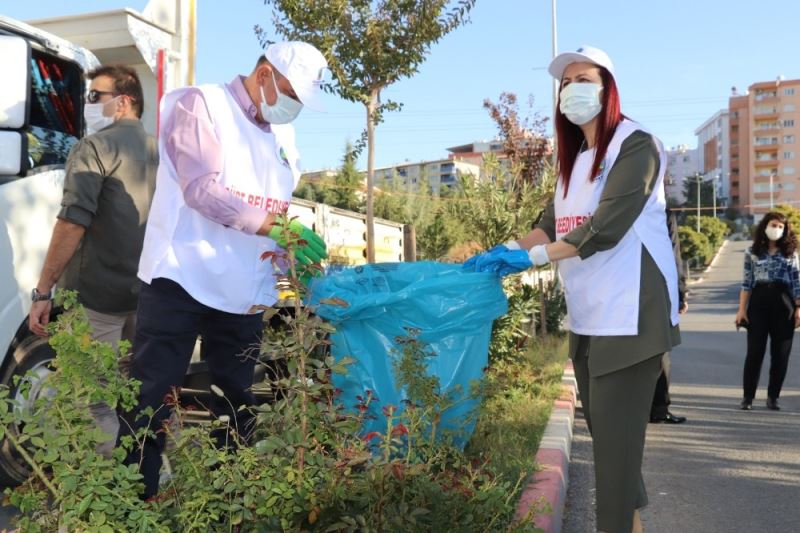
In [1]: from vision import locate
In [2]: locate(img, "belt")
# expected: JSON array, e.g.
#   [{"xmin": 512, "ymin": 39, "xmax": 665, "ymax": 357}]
[{"xmin": 755, "ymin": 281, "xmax": 787, "ymax": 289}]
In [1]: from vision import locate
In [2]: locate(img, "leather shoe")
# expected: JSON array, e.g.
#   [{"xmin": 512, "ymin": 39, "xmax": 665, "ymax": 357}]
[
  {"xmin": 650, "ymin": 412, "xmax": 687, "ymax": 424},
  {"xmin": 766, "ymin": 398, "xmax": 780, "ymax": 411},
  {"xmin": 740, "ymin": 399, "xmax": 753, "ymax": 410}
]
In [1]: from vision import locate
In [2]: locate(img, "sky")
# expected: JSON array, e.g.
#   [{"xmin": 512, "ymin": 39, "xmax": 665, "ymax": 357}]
[{"xmin": 6, "ymin": 0, "xmax": 800, "ymax": 173}]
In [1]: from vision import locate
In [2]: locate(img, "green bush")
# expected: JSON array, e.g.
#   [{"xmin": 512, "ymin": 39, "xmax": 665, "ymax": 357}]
[
  {"xmin": 678, "ymin": 226, "xmax": 712, "ymax": 266},
  {"xmin": 2, "ymin": 282, "xmax": 539, "ymax": 531},
  {"xmin": 684, "ymin": 215, "xmax": 730, "ymax": 250}
]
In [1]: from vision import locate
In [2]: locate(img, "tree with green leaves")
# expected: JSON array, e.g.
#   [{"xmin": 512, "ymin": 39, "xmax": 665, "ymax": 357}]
[
  {"xmin": 259, "ymin": 0, "xmax": 477, "ymax": 262},
  {"xmin": 322, "ymin": 142, "xmax": 362, "ymax": 211}
]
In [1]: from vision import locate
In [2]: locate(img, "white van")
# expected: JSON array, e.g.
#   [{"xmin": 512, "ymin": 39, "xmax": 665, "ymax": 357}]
[{"xmin": 0, "ymin": 15, "xmax": 100, "ymax": 485}]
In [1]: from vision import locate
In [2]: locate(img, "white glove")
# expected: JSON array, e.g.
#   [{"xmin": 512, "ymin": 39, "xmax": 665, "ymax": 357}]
[{"xmin": 529, "ymin": 244, "xmax": 550, "ymax": 266}]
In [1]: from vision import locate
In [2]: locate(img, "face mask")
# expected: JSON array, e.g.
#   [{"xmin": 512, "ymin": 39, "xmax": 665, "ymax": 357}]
[
  {"xmin": 559, "ymin": 82, "xmax": 603, "ymax": 125},
  {"xmin": 84, "ymin": 97, "xmax": 119, "ymax": 134},
  {"xmin": 765, "ymin": 226, "xmax": 784, "ymax": 241},
  {"xmin": 260, "ymin": 72, "xmax": 303, "ymax": 124}
]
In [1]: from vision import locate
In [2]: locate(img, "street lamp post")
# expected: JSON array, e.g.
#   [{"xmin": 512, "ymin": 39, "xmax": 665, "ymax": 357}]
[
  {"xmin": 551, "ymin": 0, "xmax": 558, "ymax": 167},
  {"xmin": 696, "ymin": 173, "xmax": 702, "ymax": 232},
  {"xmin": 770, "ymin": 169, "xmax": 777, "ymax": 210},
  {"xmin": 712, "ymin": 174, "xmax": 718, "ymax": 218}
]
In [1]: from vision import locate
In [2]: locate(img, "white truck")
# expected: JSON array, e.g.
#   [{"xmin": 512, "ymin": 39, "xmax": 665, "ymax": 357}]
[{"xmin": 0, "ymin": 13, "xmax": 410, "ymax": 486}]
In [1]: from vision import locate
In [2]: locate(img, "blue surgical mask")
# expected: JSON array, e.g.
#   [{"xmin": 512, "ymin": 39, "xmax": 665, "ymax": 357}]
[
  {"xmin": 260, "ymin": 72, "xmax": 303, "ymax": 124},
  {"xmin": 559, "ymin": 82, "xmax": 603, "ymax": 125}
]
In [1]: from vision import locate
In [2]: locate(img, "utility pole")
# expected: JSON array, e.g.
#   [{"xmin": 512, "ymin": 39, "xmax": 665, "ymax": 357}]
[
  {"xmin": 696, "ymin": 173, "xmax": 701, "ymax": 232},
  {"xmin": 551, "ymin": 0, "xmax": 558, "ymax": 167},
  {"xmin": 712, "ymin": 174, "xmax": 718, "ymax": 218},
  {"xmin": 770, "ymin": 169, "xmax": 776, "ymax": 210}
]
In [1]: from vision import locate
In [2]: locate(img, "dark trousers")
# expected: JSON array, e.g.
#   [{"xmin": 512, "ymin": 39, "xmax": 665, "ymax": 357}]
[
  {"xmin": 118, "ymin": 278, "xmax": 263, "ymax": 498},
  {"xmin": 743, "ymin": 284, "xmax": 794, "ymax": 401},
  {"xmin": 650, "ymin": 353, "xmax": 671, "ymax": 418},
  {"xmin": 572, "ymin": 337, "xmax": 663, "ymax": 533}
]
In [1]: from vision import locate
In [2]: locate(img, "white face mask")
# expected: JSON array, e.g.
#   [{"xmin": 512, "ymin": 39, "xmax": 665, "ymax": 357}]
[
  {"xmin": 84, "ymin": 97, "xmax": 119, "ymax": 134},
  {"xmin": 765, "ymin": 226, "xmax": 784, "ymax": 241},
  {"xmin": 559, "ymin": 82, "xmax": 603, "ymax": 125},
  {"xmin": 260, "ymin": 72, "xmax": 303, "ymax": 125}
]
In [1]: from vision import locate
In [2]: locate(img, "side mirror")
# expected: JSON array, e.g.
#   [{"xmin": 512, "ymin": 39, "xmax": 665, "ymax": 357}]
[{"xmin": 0, "ymin": 35, "xmax": 31, "ymax": 177}]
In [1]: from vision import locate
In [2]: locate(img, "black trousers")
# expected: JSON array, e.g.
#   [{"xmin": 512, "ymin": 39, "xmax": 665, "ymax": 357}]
[
  {"xmin": 118, "ymin": 278, "xmax": 263, "ymax": 498},
  {"xmin": 743, "ymin": 283, "xmax": 794, "ymax": 401},
  {"xmin": 650, "ymin": 353, "xmax": 671, "ymax": 418}
]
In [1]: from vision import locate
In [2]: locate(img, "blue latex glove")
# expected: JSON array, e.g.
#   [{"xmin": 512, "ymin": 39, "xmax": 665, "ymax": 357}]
[
  {"xmin": 464, "ymin": 245, "xmax": 533, "ymax": 277},
  {"xmin": 463, "ymin": 244, "xmax": 507, "ymax": 271}
]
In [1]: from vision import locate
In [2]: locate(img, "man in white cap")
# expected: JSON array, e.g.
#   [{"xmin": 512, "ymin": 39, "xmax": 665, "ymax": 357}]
[{"xmin": 119, "ymin": 41, "xmax": 329, "ymax": 498}]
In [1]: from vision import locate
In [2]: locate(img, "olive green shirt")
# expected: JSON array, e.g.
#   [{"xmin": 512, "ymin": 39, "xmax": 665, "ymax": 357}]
[
  {"xmin": 59, "ymin": 119, "xmax": 158, "ymax": 313},
  {"xmin": 536, "ymin": 130, "xmax": 681, "ymax": 377}
]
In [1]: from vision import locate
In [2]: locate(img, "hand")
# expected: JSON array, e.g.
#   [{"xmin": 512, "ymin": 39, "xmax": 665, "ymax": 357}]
[
  {"xmin": 29, "ymin": 299, "xmax": 53, "ymax": 337},
  {"xmin": 463, "ymin": 244, "xmax": 507, "ymax": 271},
  {"xmin": 268, "ymin": 218, "xmax": 327, "ymax": 265},
  {"xmin": 734, "ymin": 309, "xmax": 748, "ymax": 329},
  {"xmin": 463, "ymin": 244, "xmax": 533, "ymax": 277},
  {"xmin": 679, "ymin": 301, "xmax": 688, "ymax": 314},
  {"xmin": 794, "ymin": 308, "xmax": 800, "ymax": 328}
]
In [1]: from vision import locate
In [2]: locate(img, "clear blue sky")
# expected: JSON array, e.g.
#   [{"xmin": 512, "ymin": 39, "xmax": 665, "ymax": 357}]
[{"xmin": 7, "ymin": 0, "xmax": 800, "ymax": 172}]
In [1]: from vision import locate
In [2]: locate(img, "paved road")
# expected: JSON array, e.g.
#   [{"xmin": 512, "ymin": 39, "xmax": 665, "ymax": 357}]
[{"xmin": 563, "ymin": 240, "xmax": 800, "ymax": 533}]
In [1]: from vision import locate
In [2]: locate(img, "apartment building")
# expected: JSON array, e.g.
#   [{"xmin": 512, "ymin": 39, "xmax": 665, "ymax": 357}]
[
  {"xmin": 372, "ymin": 158, "xmax": 481, "ymax": 195},
  {"xmin": 730, "ymin": 78, "xmax": 800, "ymax": 216},
  {"xmin": 664, "ymin": 145, "xmax": 699, "ymax": 204},
  {"xmin": 695, "ymin": 110, "xmax": 730, "ymax": 205}
]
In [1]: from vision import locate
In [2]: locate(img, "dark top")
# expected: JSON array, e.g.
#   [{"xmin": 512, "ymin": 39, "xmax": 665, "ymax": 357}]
[
  {"xmin": 536, "ymin": 130, "xmax": 681, "ymax": 377},
  {"xmin": 59, "ymin": 119, "xmax": 158, "ymax": 313}
]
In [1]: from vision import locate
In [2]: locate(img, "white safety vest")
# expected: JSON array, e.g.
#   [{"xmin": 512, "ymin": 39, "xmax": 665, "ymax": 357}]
[
  {"xmin": 554, "ymin": 119, "xmax": 679, "ymax": 335},
  {"xmin": 138, "ymin": 84, "xmax": 301, "ymax": 314}
]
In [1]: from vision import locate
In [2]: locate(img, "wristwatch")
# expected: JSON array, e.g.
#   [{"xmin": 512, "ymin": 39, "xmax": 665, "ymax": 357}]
[{"xmin": 31, "ymin": 288, "xmax": 52, "ymax": 302}]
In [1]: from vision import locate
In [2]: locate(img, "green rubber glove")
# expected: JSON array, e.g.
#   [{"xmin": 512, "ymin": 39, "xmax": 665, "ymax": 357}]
[{"xmin": 268, "ymin": 218, "xmax": 327, "ymax": 265}]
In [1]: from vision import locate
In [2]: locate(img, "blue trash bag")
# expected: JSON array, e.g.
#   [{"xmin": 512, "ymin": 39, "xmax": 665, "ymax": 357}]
[{"xmin": 308, "ymin": 262, "xmax": 508, "ymax": 448}]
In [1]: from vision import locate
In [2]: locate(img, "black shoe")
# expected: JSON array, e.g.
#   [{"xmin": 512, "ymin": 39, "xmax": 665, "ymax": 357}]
[
  {"xmin": 740, "ymin": 399, "xmax": 753, "ymax": 410},
  {"xmin": 766, "ymin": 398, "xmax": 780, "ymax": 411},
  {"xmin": 650, "ymin": 412, "xmax": 687, "ymax": 424}
]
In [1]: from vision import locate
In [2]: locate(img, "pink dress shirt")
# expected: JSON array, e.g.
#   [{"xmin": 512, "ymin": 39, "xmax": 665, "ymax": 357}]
[{"xmin": 163, "ymin": 76, "xmax": 271, "ymax": 234}]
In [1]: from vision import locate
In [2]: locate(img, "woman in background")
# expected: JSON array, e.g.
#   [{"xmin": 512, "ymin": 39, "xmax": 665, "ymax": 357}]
[{"xmin": 735, "ymin": 211, "xmax": 800, "ymax": 410}]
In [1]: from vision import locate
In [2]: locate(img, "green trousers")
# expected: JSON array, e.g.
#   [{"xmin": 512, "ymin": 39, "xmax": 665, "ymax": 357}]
[{"xmin": 572, "ymin": 338, "xmax": 663, "ymax": 533}]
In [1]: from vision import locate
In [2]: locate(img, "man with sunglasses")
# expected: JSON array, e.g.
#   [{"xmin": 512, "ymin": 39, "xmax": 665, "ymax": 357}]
[
  {"xmin": 29, "ymin": 65, "xmax": 158, "ymax": 456},
  {"xmin": 119, "ymin": 41, "xmax": 330, "ymax": 499}
]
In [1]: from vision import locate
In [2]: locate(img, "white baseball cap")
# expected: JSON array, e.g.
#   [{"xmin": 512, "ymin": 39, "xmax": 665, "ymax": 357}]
[
  {"xmin": 548, "ymin": 45, "xmax": 615, "ymax": 80},
  {"xmin": 265, "ymin": 41, "xmax": 328, "ymax": 111}
]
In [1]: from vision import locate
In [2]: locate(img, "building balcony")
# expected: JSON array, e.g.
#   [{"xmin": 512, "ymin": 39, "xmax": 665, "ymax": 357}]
[
  {"xmin": 754, "ymin": 191, "xmax": 777, "ymax": 199},
  {"xmin": 754, "ymin": 94, "xmax": 779, "ymax": 104},
  {"xmin": 754, "ymin": 110, "xmax": 779, "ymax": 119},
  {"xmin": 754, "ymin": 143, "xmax": 779, "ymax": 151},
  {"xmin": 755, "ymin": 158, "xmax": 779, "ymax": 166}
]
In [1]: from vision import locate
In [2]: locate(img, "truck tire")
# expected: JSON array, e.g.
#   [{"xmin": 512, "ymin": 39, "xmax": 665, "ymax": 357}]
[{"xmin": 0, "ymin": 335, "xmax": 56, "ymax": 487}]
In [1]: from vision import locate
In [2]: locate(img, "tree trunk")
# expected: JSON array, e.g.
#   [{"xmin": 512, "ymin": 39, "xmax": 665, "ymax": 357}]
[{"xmin": 366, "ymin": 88, "xmax": 379, "ymax": 263}]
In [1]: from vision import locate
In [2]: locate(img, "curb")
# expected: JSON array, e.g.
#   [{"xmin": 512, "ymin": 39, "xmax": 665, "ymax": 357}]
[
  {"xmin": 515, "ymin": 360, "xmax": 577, "ymax": 532},
  {"xmin": 688, "ymin": 239, "xmax": 730, "ymax": 286}
]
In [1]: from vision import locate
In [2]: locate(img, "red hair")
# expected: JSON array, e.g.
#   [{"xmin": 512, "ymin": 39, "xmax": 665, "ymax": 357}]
[{"xmin": 555, "ymin": 67, "xmax": 623, "ymax": 197}]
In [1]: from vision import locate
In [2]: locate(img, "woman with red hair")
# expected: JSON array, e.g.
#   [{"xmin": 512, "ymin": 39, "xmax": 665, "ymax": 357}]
[{"xmin": 466, "ymin": 46, "xmax": 679, "ymax": 532}]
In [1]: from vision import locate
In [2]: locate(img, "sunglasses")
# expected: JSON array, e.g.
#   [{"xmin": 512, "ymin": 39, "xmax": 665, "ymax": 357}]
[{"xmin": 87, "ymin": 90, "xmax": 118, "ymax": 104}]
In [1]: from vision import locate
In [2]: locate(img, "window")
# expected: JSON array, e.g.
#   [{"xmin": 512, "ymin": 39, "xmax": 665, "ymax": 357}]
[
  {"xmin": 784, "ymin": 135, "xmax": 796, "ymax": 144},
  {"xmin": 786, "ymin": 88, "xmax": 796, "ymax": 96},
  {"xmin": 785, "ymin": 104, "xmax": 797, "ymax": 112},
  {"xmin": 784, "ymin": 152, "xmax": 795, "ymax": 160},
  {"xmin": 783, "ymin": 183, "xmax": 797, "ymax": 191},
  {"xmin": 784, "ymin": 119, "xmax": 796, "ymax": 127},
  {"xmin": 784, "ymin": 166, "xmax": 796, "ymax": 175}
]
